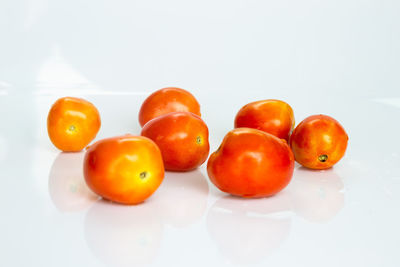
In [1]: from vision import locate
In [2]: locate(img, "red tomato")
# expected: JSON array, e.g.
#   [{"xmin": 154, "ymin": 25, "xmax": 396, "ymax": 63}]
[
  {"xmin": 207, "ymin": 128, "xmax": 294, "ymax": 198},
  {"xmin": 234, "ymin": 99, "xmax": 294, "ymax": 141},
  {"xmin": 84, "ymin": 135, "xmax": 164, "ymax": 204},
  {"xmin": 289, "ymin": 114, "xmax": 348, "ymax": 169},
  {"xmin": 138, "ymin": 87, "xmax": 201, "ymax": 127},
  {"xmin": 141, "ymin": 112, "xmax": 209, "ymax": 171},
  {"xmin": 47, "ymin": 97, "xmax": 101, "ymax": 151}
]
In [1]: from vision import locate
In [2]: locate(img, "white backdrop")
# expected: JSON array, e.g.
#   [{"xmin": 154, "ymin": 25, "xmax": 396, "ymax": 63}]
[{"xmin": 1, "ymin": 0, "xmax": 399, "ymax": 97}]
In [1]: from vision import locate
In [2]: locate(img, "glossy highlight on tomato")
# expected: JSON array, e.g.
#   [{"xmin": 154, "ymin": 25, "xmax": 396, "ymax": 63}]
[
  {"xmin": 141, "ymin": 112, "xmax": 209, "ymax": 171},
  {"xmin": 234, "ymin": 99, "xmax": 295, "ymax": 141},
  {"xmin": 139, "ymin": 87, "xmax": 201, "ymax": 127},
  {"xmin": 207, "ymin": 128, "xmax": 294, "ymax": 198},
  {"xmin": 289, "ymin": 114, "xmax": 348, "ymax": 169},
  {"xmin": 47, "ymin": 97, "xmax": 101, "ymax": 152},
  {"xmin": 84, "ymin": 135, "xmax": 164, "ymax": 205}
]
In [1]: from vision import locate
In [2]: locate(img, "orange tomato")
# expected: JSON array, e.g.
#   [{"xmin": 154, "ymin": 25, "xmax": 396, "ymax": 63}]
[
  {"xmin": 207, "ymin": 128, "xmax": 294, "ymax": 198},
  {"xmin": 83, "ymin": 135, "xmax": 164, "ymax": 205},
  {"xmin": 289, "ymin": 114, "xmax": 348, "ymax": 169},
  {"xmin": 138, "ymin": 87, "xmax": 201, "ymax": 127},
  {"xmin": 234, "ymin": 99, "xmax": 295, "ymax": 141},
  {"xmin": 47, "ymin": 97, "xmax": 101, "ymax": 152},
  {"xmin": 141, "ymin": 112, "xmax": 209, "ymax": 171}
]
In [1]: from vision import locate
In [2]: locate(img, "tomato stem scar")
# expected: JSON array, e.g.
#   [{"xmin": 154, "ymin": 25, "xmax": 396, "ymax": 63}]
[
  {"xmin": 139, "ymin": 171, "xmax": 148, "ymax": 179},
  {"xmin": 196, "ymin": 136, "xmax": 202, "ymax": 144},
  {"xmin": 318, "ymin": 154, "xmax": 328, "ymax": 162},
  {"xmin": 69, "ymin": 125, "xmax": 76, "ymax": 132}
]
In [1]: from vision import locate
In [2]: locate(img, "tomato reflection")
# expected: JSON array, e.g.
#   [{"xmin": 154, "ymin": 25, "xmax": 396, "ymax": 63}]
[
  {"xmin": 48, "ymin": 152, "xmax": 98, "ymax": 212},
  {"xmin": 207, "ymin": 193, "xmax": 292, "ymax": 265},
  {"xmin": 289, "ymin": 167, "xmax": 345, "ymax": 223},
  {"xmin": 85, "ymin": 199, "xmax": 163, "ymax": 267},
  {"xmin": 157, "ymin": 170, "xmax": 209, "ymax": 227}
]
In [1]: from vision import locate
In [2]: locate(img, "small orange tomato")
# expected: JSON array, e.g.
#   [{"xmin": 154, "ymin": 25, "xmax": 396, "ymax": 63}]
[
  {"xmin": 207, "ymin": 128, "xmax": 294, "ymax": 198},
  {"xmin": 47, "ymin": 97, "xmax": 101, "ymax": 152},
  {"xmin": 138, "ymin": 87, "xmax": 201, "ymax": 127},
  {"xmin": 289, "ymin": 114, "xmax": 348, "ymax": 169},
  {"xmin": 141, "ymin": 112, "xmax": 209, "ymax": 171},
  {"xmin": 84, "ymin": 135, "xmax": 164, "ymax": 205},
  {"xmin": 234, "ymin": 99, "xmax": 295, "ymax": 141}
]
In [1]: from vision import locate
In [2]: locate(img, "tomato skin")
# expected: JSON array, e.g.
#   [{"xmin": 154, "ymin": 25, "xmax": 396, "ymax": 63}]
[
  {"xmin": 83, "ymin": 135, "xmax": 164, "ymax": 205},
  {"xmin": 234, "ymin": 99, "xmax": 294, "ymax": 141},
  {"xmin": 138, "ymin": 87, "xmax": 201, "ymax": 127},
  {"xmin": 207, "ymin": 128, "xmax": 294, "ymax": 198},
  {"xmin": 47, "ymin": 97, "xmax": 101, "ymax": 152},
  {"xmin": 141, "ymin": 112, "xmax": 209, "ymax": 171},
  {"xmin": 289, "ymin": 114, "xmax": 348, "ymax": 169}
]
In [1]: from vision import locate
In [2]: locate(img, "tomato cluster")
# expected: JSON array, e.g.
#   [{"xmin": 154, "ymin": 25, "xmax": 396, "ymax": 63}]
[{"xmin": 47, "ymin": 88, "xmax": 348, "ymax": 204}]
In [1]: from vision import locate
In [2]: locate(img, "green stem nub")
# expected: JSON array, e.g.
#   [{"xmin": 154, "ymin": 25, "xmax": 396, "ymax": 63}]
[
  {"xmin": 196, "ymin": 136, "xmax": 202, "ymax": 144},
  {"xmin": 140, "ymin": 171, "xmax": 148, "ymax": 179},
  {"xmin": 318, "ymin": 154, "xmax": 328, "ymax": 162}
]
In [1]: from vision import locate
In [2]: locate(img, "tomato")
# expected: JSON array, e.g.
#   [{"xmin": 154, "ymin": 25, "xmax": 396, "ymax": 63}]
[
  {"xmin": 207, "ymin": 128, "xmax": 294, "ymax": 198},
  {"xmin": 234, "ymin": 99, "xmax": 294, "ymax": 141},
  {"xmin": 141, "ymin": 112, "xmax": 209, "ymax": 171},
  {"xmin": 83, "ymin": 135, "xmax": 164, "ymax": 204},
  {"xmin": 47, "ymin": 97, "xmax": 101, "ymax": 152},
  {"xmin": 289, "ymin": 114, "xmax": 348, "ymax": 169},
  {"xmin": 138, "ymin": 87, "xmax": 201, "ymax": 127}
]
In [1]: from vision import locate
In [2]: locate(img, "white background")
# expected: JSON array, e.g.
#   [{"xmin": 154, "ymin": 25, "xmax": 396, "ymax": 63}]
[{"xmin": 0, "ymin": 1, "xmax": 399, "ymax": 267}]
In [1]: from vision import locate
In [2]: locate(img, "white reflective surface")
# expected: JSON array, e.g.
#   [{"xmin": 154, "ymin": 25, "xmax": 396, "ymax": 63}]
[
  {"xmin": 1, "ymin": 93, "xmax": 399, "ymax": 267},
  {"xmin": 1, "ymin": 0, "xmax": 399, "ymax": 266}
]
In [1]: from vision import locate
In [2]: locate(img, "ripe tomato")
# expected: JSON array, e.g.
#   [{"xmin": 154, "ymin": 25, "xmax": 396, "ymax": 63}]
[
  {"xmin": 83, "ymin": 135, "xmax": 164, "ymax": 204},
  {"xmin": 47, "ymin": 97, "xmax": 101, "ymax": 152},
  {"xmin": 141, "ymin": 112, "xmax": 209, "ymax": 171},
  {"xmin": 289, "ymin": 114, "xmax": 348, "ymax": 169},
  {"xmin": 138, "ymin": 87, "xmax": 201, "ymax": 127},
  {"xmin": 234, "ymin": 99, "xmax": 295, "ymax": 141},
  {"xmin": 207, "ymin": 128, "xmax": 294, "ymax": 198}
]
